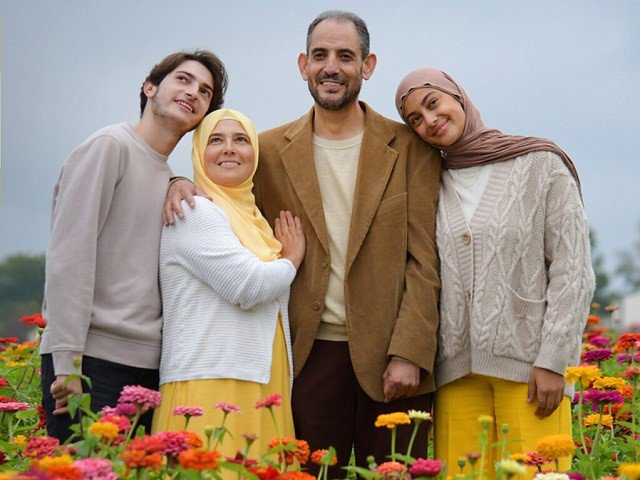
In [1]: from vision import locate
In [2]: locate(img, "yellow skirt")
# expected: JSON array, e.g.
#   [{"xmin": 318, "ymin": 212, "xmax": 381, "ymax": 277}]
[{"xmin": 152, "ymin": 318, "xmax": 294, "ymax": 461}]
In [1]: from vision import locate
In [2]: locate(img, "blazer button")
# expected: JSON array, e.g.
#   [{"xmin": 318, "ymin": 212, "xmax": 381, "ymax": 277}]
[
  {"xmin": 313, "ymin": 302, "xmax": 321, "ymax": 311},
  {"xmin": 322, "ymin": 259, "xmax": 329, "ymax": 268},
  {"xmin": 461, "ymin": 233, "xmax": 471, "ymax": 245}
]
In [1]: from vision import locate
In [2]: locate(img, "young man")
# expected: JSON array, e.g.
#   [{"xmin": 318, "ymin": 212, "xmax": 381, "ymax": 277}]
[
  {"xmin": 166, "ymin": 12, "xmax": 440, "ymax": 474},
  {"xmin": 39, "ymin": 50, "xmax": 227, "ymax": 441}
]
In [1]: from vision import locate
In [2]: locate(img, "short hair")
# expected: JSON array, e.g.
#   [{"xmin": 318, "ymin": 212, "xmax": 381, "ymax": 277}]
[
  {"xmin": 306, "ymin": 10, "xmax": 370, "ymax": 59},
  {"xmin": 139, "ymin": 50, "xmax": 228, "ymax": 117}
]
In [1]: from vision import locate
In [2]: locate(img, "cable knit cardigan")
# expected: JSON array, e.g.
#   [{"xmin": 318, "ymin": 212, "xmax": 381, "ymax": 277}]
[
  {"xmin": 159, "ymin": 197, "xmax": 297, "ymax": 387},
  {"xmin": 435, "ymin": 152, "xmax": 595, "ymax": 395}
]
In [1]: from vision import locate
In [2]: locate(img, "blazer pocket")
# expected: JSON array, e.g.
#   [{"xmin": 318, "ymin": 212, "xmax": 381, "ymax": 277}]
[{"xmin": 374, "ymin": 192, "xmax": 407, "ymax": 220}]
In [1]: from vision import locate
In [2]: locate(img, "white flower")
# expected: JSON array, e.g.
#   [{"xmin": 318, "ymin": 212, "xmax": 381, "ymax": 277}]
[
  {"xmin": 534, "ymin": 474, "xmax": 570, "ymax": 480},
  {"xmin": 498, "ymin": 459, "xmax": 526, "ymax": 475},
  {"xmin": 407, "ymin": 410, "xmax": 431, "ymax": 421}
]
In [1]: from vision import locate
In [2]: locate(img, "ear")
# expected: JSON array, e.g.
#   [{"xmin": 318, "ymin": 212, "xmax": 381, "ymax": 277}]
[
  {"xmin": 142, "ymin": 81, "xmax": 158, "ymax": 100},
  {"xmin": 362, "ymin": 53, "xmax": 377, "ymax": 81},
  {"xmin": 297, "ymin": 53, "xmax": 309, "ymax": 81}
]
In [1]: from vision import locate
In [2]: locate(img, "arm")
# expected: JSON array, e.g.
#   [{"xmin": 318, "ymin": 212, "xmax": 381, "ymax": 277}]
[
  {"xmin": 530, "ymin": 157, "xmax": 595, "ymax": 416},
  {"xmin": 171, "ymin": 199, "xmax": 297, "ymax": 309},
  {"xmin": 384, "ymin": 142, "xmax": 441, "ymax": 401}
]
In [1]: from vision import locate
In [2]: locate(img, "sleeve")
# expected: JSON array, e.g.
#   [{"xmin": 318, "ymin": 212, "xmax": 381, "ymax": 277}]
[
  {"xmin": 44, "ymin": 135, "xmax": 123, "ymax": 375},
  {"xmin": 534, "ymin": 156, "xmax": 595, "ymax": 374},
  {"xmin": 171, "ymin": 198, "xmax": 296, "ymax": 310},
  {"xmin": 387, "ymin": 141, "xmax": 442, "ymax": 374}
]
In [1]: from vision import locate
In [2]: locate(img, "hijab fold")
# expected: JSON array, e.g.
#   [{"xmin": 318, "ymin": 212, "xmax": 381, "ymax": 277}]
[
  {"xmin": 192, "ymin": 109, "xmax": 282, "ymax": 261},
  {"xmin": 395, "ymin": 68, "xmax": 581, "ymax": 192}
]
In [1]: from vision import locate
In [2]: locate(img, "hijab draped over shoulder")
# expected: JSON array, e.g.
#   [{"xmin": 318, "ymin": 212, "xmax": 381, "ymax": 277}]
[
  {"xmin": 191, "ymin": 109, "xmax": 282, "ymax": 261},
  {"xmin": 395, "ymin": 67, "xmax": 581, "ymax": 192}
]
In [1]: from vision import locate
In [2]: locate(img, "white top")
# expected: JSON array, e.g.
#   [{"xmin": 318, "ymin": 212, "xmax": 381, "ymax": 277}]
[
  {"xmin": 159, "ymin": 197, "xmax": 297, "ymax": 387},
  {"xmin": 447, "ymin": 164, "xmax": 493, "ymax": 223},
  {"xmin": 312, "ymin": 133, "xmax": 363, "ymax": 341}
]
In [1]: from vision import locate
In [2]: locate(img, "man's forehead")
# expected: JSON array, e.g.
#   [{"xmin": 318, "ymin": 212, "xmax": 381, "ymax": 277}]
[
  {"xmin": 309, "ymin": 19, "xmax": 360, "ymax": 50},
  {"xmin": 173, "ymin": 60, "xmax": 214, "ymax": 86}
]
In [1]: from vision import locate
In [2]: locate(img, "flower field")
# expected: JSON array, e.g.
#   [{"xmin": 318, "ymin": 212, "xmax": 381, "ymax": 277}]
[{"xmin": 0, "ymin": 307, "xmax": 639, "ymax": 480}]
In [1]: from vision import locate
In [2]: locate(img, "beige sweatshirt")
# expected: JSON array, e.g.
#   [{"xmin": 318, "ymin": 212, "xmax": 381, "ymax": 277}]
[{"xmin": 40, "ymin": 123, "xmax": 171, "ymax": 375}]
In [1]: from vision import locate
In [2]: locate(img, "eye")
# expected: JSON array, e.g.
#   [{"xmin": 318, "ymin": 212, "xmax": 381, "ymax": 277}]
[
  {"xmin": 428, "ymin": 98, "xmax": 438, "ymax": 108},
  {"xmin": 340, "ymin": 54, "xmax": 353, "ymax": 61},
  {"xmin": 312, "ymin": 52, "xmax": 325, "ymax": 60},
  {"xmin": 410, "ymin": 115, "xmax": 422, "ymax": 127},
  {"xmin": 208, "ymin": 136, "xmax": 222, "ymax": 145},
  {"xmin": 200, "ymin": 88, "xmax": 211, "ymax": 98},
  {"xmin": 235, "ymin": 135, "xmax": 249, "ymax": 143},
  {"xmin": 177, "ymin": 74, "xmax": 188, "ymax": 83}
]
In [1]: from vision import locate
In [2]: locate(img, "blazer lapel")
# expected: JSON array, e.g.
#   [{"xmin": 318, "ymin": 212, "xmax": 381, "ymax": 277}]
[
  {"xmin": 345, "ymin": 104, "xmax": 398, "ymax": 273},
  {"xmin": 280, "ymin": 110, "xmax": 330, "ymax": 254}
]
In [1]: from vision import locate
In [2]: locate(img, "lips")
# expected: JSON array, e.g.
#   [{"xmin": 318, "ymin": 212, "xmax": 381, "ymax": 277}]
[
  {"xmin": 432, "ymin": 119, "xmax": 449, "ymax": 136},
  {"xmin": 217, "ymin": 160, "xmax": 241, "ymax": 167},
  {"xmin": 175, "ymin": 100, "xmax": 194, "ymax": 113}
]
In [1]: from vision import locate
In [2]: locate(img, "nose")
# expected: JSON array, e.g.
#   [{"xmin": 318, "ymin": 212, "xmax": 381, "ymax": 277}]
[
  {"xmin": 322, "ymin": 56, "xmax": 340, "ymax": 75},
  {"xmin": 185, "ymin": 83, "xmax": 198, "ymax": 98},
  {"xmin": 222, "ymin": 139, "xmax": 236, "ymax": 154},
  {"xmin": 427, "ymin": 111, "xmax": 438, "ymax": 127}
]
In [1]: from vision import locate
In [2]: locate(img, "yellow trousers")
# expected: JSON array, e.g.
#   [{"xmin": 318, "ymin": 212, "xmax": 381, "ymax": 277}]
[{"xmin": 435, "ymin": 374, "xmax": 572, "ymax": 479}]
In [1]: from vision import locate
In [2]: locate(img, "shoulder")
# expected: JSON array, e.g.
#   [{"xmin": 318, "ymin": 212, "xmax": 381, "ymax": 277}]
[
  {"xmin": 516, "ymin": 151, "xmax": 575, "ymax": 183},
  {"xmin": 183, "ymin": 197, "xmax": 230, "ymax": 225}
]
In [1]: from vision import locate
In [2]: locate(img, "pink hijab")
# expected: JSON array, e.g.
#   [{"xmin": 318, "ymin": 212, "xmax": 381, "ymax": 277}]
[{"xmin": 395, "ymin": 67, "xmax": 581, "ymax": 192}]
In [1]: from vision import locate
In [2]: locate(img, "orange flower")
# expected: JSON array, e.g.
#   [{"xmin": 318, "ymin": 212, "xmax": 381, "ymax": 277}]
[
  {"xmin": 178, "ymin": 448, "xmax": 221, "ymax": 471},
  {"xmin": 605, "ymin": 305, "xmax": 619, "ymax": 312},
  {"xmin": 604, "ymin": 403, "xmax": 631, "ymax": 421},
  {"xmin": 281, "ymin": 472, "xmax": 317, "ymax": 480},
  {"xmin": 587, "ymin": 314, "xmax": 601, "ymax": 325},
  {"xmin": 182, "ymin": 430, "xmax": 204, "ymax": 448},
  {"xmin": 619, "ymin": 385, "xmax": 634, "ymax": 400},
  {"xmin": 311, "ymin": 449, "xmax": 337, "ymax": 466},
  {"xmin": 120, "ymin": 450, "xmax": 163, "ymax": 470},
  {"xmin": 267, "ymin": 437, "xmax": 310, "ymax": 465},
  {"xmin": 42, "ymin": 465, "xmax": 83, "ymax": 480}
]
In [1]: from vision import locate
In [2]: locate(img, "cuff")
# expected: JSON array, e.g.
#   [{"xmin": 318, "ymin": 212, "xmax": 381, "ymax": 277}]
[{"xmin": 52, "ymin": 351, "xmax": 83, "ymax": 376}]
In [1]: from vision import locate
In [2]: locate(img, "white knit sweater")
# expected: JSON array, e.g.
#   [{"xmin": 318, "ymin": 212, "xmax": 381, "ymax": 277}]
[
  {"xmin": 159, "ymin": 197, "xmax": 296, "ymax": 387},
  {"xmin": 435, "ymin": 152, "xmax": 595, "ymax": 395}
]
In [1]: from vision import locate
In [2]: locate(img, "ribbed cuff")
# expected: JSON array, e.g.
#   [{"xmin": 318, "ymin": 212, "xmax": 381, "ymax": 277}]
[{"xmin": 52, "ymin": 351, "xmax": 83, "ymax": 376}]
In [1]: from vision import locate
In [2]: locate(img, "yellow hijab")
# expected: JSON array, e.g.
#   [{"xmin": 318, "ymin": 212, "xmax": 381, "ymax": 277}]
[{"xmin": 191, "ymin": 109, "xmax": 281, "ymax": 261}]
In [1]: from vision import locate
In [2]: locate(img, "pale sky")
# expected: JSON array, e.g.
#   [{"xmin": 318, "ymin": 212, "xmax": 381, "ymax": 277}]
[{"xmin": 0, "ymin": 1, "xmax": 638, "ymax": 281}]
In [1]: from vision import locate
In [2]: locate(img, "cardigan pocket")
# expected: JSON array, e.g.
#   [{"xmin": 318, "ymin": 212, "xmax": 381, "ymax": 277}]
[{"xmin": 491, "ymin": 287, "xmax": 546, "ymax": 363}]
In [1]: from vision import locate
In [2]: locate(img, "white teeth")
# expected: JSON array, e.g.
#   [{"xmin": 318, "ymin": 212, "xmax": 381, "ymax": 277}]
[
  {"xmin": 219, "ymin": 161, "xmax": 240, "ymax": 167},
  {"xmin": 177, "ymin": 101, "xmax": 193, "ymax": 112}
]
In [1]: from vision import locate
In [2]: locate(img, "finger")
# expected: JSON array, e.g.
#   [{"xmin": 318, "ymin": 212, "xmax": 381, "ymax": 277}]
[
  {"xmin": 284, "ymin": 211, "xmax": 295, "ymax": 228},
  {"xmin": 294, "ymin": 216, "xmax": 303, "ymax": 233},
  {"xmin": 172, "ymin": 198, "xmax": 186, "ymax": 220},
  {"xmin": 274, "ymin": 218, "xmax": 281, "ymax": 239},
  {"xmin": 184, "ymin": 189, "xmax": 196, "ymax": 209},
  {"xmin": 527, "ymin": 378, "xmax": 536, "ymax": 403},
  {"xmin": 536, "ymin": 395, "xmax": 549, "ymax": 419},
  {"xmin": 383, "ymin": 381, "xmax": 395, "ymax": 403},
  {"xmin": 53, "ymin": 406, "xmax": 70, "ymax": 416}
]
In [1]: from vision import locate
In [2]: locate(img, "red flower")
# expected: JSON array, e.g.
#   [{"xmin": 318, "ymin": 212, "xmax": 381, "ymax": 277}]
[
  {"xmin": 281, "ymin": 472, "xmax": 317, "ymax": 480},
  {"xmin": 120, "ymin": 450, "xmax": 163, "ymax": 470},
  {"xmin": 19, "ymin": 313, "xmax": 47, "ymax": 328},
  {"xmin": 255, "ymin": 393, "xmax": 282, "ymax": 409},
  {"xmin": 248, "ymin": 466, "xmax": 280, "ymax": 480},
  {"xmin": 617, "ymin": 333, "xmax": 640, "ymax": 351},
  {"xmin": 0, "ymin": 377, "xmax": 9, "ymax": 388},
  {"xmin": 128, "ymin": 435, "xmax": 166, "ymax": 453},
  {"xmin": 24, "ymin": 437, "xmax": 60, "ymax": 459},
  {"xmin": 0, "ymin": 337, "xmax": 19, "ymax": 344}
]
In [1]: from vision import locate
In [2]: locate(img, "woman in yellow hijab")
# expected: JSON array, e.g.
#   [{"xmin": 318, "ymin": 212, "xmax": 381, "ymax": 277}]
[{"xmin": 153, "ymin": 109, "xmax": 305, "ymax": 462}]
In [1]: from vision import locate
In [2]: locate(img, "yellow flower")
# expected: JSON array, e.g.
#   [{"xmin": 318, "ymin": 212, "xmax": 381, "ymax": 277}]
[
  {"xmin": 583, "ymin": 413, "xmax": 613, "ymax": 428},
  {"xmin": 509, "ymin": 453, "xmax": 529, "ymax": 463},
  {"xmin": 12, "ymin": 435, "xmax": 27, "ymax": 446},
  {"xmin": 374, "ymin": 412, "xmax": 411, "ymax": 429},
  {"xmin": 407, "ymin": 410, "xmax": 431, "ymax": 421},
  {"xmin": 38, "ymin": 454, "xmax": 74, "ymax": 470},
  {"xmin": 564, "ymin": 365, "xmax": 601, "ymax": 386},
  {"xmin": 535, "ymin": 434, "xmax": 574, "ymax": 460},
  {"xmin": 88, "ymin": 420, "xmax": 119, "ymax": 439},
  {"xmin": 619, "ymin": 463, "xmax": 640, "ymax": 480},
  {"xmin": 593, "ymin": 376, "xmax": 628, "ymax": 391},
  {"xmin": 478, "ymin": 415, "xmax": 493, "ymax": 427},
  {"xmin": 498, "ymin": 459, "xmax": 526, "ymax": 475}
]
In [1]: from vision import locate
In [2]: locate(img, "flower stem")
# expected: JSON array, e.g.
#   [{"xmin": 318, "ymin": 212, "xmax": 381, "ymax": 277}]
[
  {"xmin": 406, "ymin": 420, "xmax": 421, "ymax": 458},
  {"xmin": 391, "ymin": 427, "xmax": 397, "ymax": 461},
  {"xmin": 577, "ymin": 387, "xmax": 588, "ymax": 455}
]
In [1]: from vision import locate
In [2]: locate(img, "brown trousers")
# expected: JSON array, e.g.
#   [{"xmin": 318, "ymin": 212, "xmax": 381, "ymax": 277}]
[{"xmin": 292, "ymin": 340, "xmax": 432, "ymax": 479}]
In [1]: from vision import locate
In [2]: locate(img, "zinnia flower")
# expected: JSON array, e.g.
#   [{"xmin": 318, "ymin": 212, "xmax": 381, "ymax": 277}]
[
  {"xmin": 115, "ymin": 403, "xmax": 139, "ymax": 417},
  {"xmin": 249, "ymin": 466, "xmax": 280, "ymax": 480},
  {"xmin": 616, "ymin": 333, "xmax": 640, "ymax": 351},
  {"xmin": 38, "ymin": 454, "xmax": 74, "ymax": 469},
  {"xmin": 118, "ymin": 385, "xmax": 161, "ymax": 410},
  {"xmin": 215, "ymin": 402, "xmax": 241, "ymax": 414},
  {"xmin": 280, "ymin": 473, "xmax": 318, "ymax": 480},
  {"xmin": 567, "ymin": 473, "xmax": 586, "ymax": 480},
  {"xmin": 255, "ymin": 393, "xmax": 282, "ymax": 409},
  {"xmin": 582, "ymin": 349, "xmax": 613, "ymax": 364},
  {"xmin": 583, "ymin": 413, "xmax": 613, "ymax": 428},
  {"xmin": 0, "ymin": 376, "xmax": 9, "ymax": 388},
  {"xmin": 311, "ymin": 449, "xmax": 337, "ymax": 466},
  {"xmin": 120, "ymin": 450, "xmax": 163, "ymax": 470},
  {"xmin": 535, "ymin": 434, "xmax": 575, "ymax": 460},
  {"xmin": 268, "ymin": 437, "xmax": 310, "ymax": 465},
  {"xmin": 409, "ymin": 458, "xmax": 442, "ymax": 477},
  {"xmin": 565, "ymin": 365, "xmax": 602, "ymax": 387},
  {"xmin": 587, "ymin": 314, "xmax": 601, "ymax": 325},
  {"xmin": 592, "ymin": 376, "xmax": 628, "ymax": 391},
  {"xmin": 375, "ymin": 461, "xmax": 407, "ymax": 476},
  {"xmin": 155, "ymin": 431, "xmax": 190, "ymax": 457},
  {"xmin": 498, "ymin": 459, "xmax": 526, "ymax": 475},
  {"xmin": 624, "ymin": 365, "xmax": 640, "ymax": 380},
  {"xmin": 88, "ymin": 421, "xmax": 119, "ymax": 440},
  {"xmin": 583, "ymin": 389, "xmax": 625, "ymax": 410},
  {"xmin": 99, "ymin": 414, "xmax": 131, "ymax": 432},
  {"xmin": 534, "ymin": 474, "xmax": 570, "ymax": 480},
  {"xmin": 619, "ymin": 463, "xmax": 640, "ymax": 480},
  {"xmin": 172, "ymin": 406, "xmax": 204, "ymax": 417},
  {"xmin": 178, "ymin": 448, "xmax": 221, "ymax": 471},
  {"xmin": 73, "ymin": 458, "xmax": 117, "ymax": 480},
  {"xmin": 407, "ymin": 410, "xmax": 432, "ymax": 421},
  {"xmin": 128, "ymin": 435, "xmax": 166, "ymax": 453},
  {"xmin": 374, "ymin": 412, "xmax": 411, "ymax": 429},
  {"xmin": 587, "ymin": 335, "xmax": 610, "ymax": 347},
  {"xmin": 19, "ymin": 313, "xmax": 46, "ymax": 328},
  {"xmin": 23, "ymin": 437, "xmax": 60, "ymax": 459},
  {"xmin": 0, "ymin": 402, "xmax": 30, "ymax": 412}
]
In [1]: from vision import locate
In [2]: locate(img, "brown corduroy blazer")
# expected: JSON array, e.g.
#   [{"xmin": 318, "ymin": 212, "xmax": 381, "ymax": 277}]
[{"xmin": 254, "ymin": 102, "xmax": 441, "ymax": 402}]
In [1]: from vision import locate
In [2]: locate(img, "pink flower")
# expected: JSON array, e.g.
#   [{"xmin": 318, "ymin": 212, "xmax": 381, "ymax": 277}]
[
  {"xmin": 376, "ymin": 461, "xmax": 407, "ymax": 475},
  {"xmin": 587, "ymin": 335, "xmax": 609, "ymax": 348},
  {"xmin": 155, "ymin": 431, "xmax": 190, "ymax": 457},
  {"xmin": 115, "ymin": 402, "xmax": 139, "ymax": 417},
  {"xmin": 215, "ymin": 402, "xmax": 242, "ymax": 414},
  {"xmin": 118, "ymin": 385, "xmax": 161, "ymax": 410},
  {"xmin": 100, "ymin": 414, "xmax": 131, "ymax": 432},
  {"xmin": 172, "ymin": 406, "xmax": 204, "ymax": 417},
  {"xmin": 583, "ymin": 349, "xmax": 613, "ymax": 364},
  {"xmin": 255, "ymin": 393, "xmax": 282, "ymax": 410},
  {"xmin": 73, "ymin": 458, "xmax": 117, "ymax": 479},
  {"xmin": 409, "ymin": 458, "xmax": 442, "ymax": 477},
  {"xmin": 24, "ymin": 437, "xmax": 60, "ymax": 459},
  {"xmin": 583, "ymin": 389, "xmax": 624, "ymax": 410},
  {"xmin": 0, "ymin": 402, "xmax": 30, "ymax": 412}
]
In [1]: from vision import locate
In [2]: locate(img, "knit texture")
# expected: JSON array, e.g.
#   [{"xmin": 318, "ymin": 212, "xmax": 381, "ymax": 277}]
[
  {"xmin": 159, "ymin": 197, "xmax": 296, "ymax": 386},
  {"xmin": 40, "ymin": 123, "xmax": 170, "ymax": 374},
  {"xmin": 435, "ymin": 152, "xmax": 595, "ymax": 395}
]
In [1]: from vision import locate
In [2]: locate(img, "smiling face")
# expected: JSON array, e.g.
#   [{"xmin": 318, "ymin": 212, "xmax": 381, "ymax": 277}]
[
  {"xmin": 144, "ymin": 60, "xmax": 215, "ymax": 134},
  {"xmin": 403, "ymin": 87, "xmax": 466, "ymax": 148},
  {"xmin": 203, "ymin": 119, "xmax": 255, "ymax": 188},
  {"xmin": 298, "ymin": 19, "xmax": 375, "ymax": 111}
]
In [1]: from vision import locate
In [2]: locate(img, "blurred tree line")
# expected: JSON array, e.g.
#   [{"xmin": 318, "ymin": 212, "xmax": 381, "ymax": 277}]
[{"xmin": 0, "ymin": 223, "xmax": 639, "ymax": 339}]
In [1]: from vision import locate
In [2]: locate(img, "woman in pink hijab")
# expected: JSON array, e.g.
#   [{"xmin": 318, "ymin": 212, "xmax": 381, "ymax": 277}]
[{"xmin": 396, "ymin": 68, "xmax": 594, "ymax": 474}]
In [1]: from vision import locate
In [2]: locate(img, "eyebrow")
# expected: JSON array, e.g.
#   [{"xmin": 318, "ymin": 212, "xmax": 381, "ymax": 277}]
[
  {"xmin": 420, "ymin": 91, "xmax": 436, "ymax": 107},
  {"xmin": 310, "ymin": 47, "xmax": 357, "ymax": 56},
  {"xmin": 176, "ymin": 70, "xmax": 214, "ymax": 94}
]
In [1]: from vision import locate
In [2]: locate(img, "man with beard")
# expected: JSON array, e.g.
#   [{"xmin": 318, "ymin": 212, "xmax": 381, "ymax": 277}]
[
  {"xmin": 40, "ymin": 50, "xmax": 227, "ymax": 441},
  {"xmin": 165, "ymin": 12, "xmax": 440, "ymax": 473}
]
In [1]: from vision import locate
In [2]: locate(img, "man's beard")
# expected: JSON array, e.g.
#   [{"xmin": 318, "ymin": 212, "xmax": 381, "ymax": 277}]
[{"xmin": 308, "ymin": 75, "xmax": 362, "ymax": 111}]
